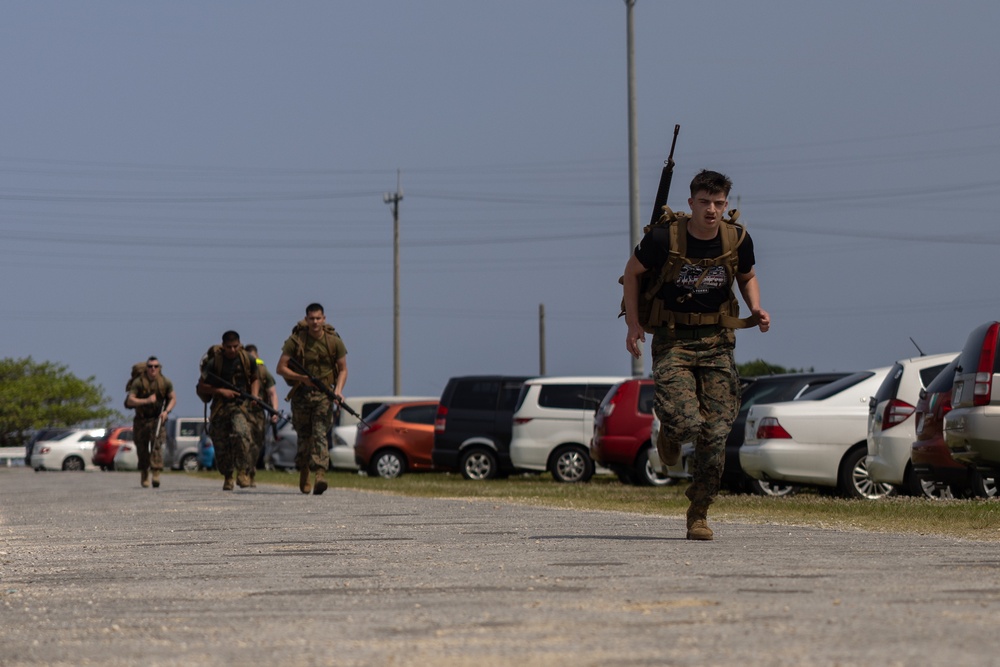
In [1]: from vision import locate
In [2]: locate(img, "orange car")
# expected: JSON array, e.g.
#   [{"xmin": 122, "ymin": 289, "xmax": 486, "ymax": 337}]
[{"xmin": 355, "ymin": 401, "xmax": 439, "ymax": 479}]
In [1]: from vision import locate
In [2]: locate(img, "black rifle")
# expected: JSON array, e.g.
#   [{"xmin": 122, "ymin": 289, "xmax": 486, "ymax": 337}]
[
  {"xmin": 286, "ymin": 356, "xmax": 369, "ymax": 428},
  {"xmin": 204, "ymin": 372, "xmax": 288, "ymax": 424},
  {"xmin": 648, "ymin": 124, "xmax": 681, "ymax": 227}
]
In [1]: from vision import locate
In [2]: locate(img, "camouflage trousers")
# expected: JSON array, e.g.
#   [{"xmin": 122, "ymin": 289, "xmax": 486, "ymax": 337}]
[
  {"xmin": 290, "ymin": 391, "xmax": 333, "ymax": 472},
  {"xmin": 652, "ymin": 329, "xmax": 740, "ymax": 510},
  {"xmin": 247, "ymin": 408, "xmax": 267, "ymax": 475},
  {"xmin": 132, "ymin": 416, "xmax": 165, "ymax": 472},
  {"xmin": 209, "ymin": 401, "xmax": 254, "ymax": 477}
]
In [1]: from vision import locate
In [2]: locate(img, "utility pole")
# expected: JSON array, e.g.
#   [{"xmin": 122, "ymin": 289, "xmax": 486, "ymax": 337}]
[
  {"xmin": 624, "ymin": 0, "xmax": 643, "ymax": 377},
  {"xmin": 383, "ymin": 170, "xmax": 403, "ymax": 395},
  {"xmin": 538, "ymin": 303, "xmax": 546, "ymax": 376}
]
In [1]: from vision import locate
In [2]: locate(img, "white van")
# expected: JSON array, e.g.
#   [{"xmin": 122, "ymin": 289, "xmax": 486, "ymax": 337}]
[
  {"xmin": 269, "ymin": 395, "xmax": 436, "ymax": 470},
  {"xmin": 509, "ymin": 376, "xmax": 627, "ymax": 483}
]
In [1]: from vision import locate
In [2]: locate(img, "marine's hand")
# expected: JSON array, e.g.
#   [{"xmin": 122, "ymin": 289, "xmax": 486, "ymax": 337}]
[
  {"xmin": 626, "ymin": 323, "xmax": 646, "ymax": 359},
  {"xmin": 217, "ymin": 388, "xmax": 239, "ymax": 400},
  {"xmin": 147, "ymin": 394, "xmax": 159, "ymax": 405},
  {"xmin": 754, "ymin": 308, "xmax": 771, "ymax": 333}
]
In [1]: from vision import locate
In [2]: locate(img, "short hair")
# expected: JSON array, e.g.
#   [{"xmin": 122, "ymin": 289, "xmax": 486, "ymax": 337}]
[
  {"xmin": 147, "ymin": 356, "xmax": 159, "ymax": 363},
  {"xmin": 222, "ymin": 330, "xmax": 241, "ymax": 344},
  {"xmin": 306, "ymin": 303, "xmax": 325, "ymax": 315},
  {"xmin": 690, "ymin": 170, "xmax": 733, "ymax": 197},
  {"xmin": 244, "ymin": 344, "xmax": 258, "ymax": 354}
]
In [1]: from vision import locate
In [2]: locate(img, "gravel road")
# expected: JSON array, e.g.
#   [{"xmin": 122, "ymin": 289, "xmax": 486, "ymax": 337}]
[{"xmin": 1, "ymin": 468, "xmax": 997, "ymax": 666}]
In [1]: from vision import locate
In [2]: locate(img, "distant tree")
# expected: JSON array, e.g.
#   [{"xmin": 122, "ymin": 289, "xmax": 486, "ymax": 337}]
[
  {"xmin": 0, "ymin": 357, "xmax": 123, "ymax": 447},
  {"xmin": 738, "ymin": 359, "xmax": 813, "ymax": 377}
]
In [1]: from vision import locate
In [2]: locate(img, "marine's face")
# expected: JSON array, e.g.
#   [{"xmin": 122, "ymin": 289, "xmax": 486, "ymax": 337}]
[
  {"xmin": 222, "ymin": 340, "xmax": 242, "ymax": 359},
  {"xmin": 306, "ymin": 310, "xmax": 326, "ymax": 334},
  {"xmin": 688, "ymin": 189, "xmax": 728, "ymax": 231},
  {"xmin": 145, "ymin": 361, "xmax": 161, "ymax": 379}
]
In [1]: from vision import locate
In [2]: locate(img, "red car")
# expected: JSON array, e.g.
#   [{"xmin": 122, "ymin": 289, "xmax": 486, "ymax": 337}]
[
  {"xmin": 591, "ymin": 378, "xmax": 670, "ymax": 486},
  {"xmin": 92, "ymin": 426, "xmax": 134, "ymax": 471},
  {"xmin": 911, "ymin": 358, "xmax": 995, "ymax": 498},
  {"xmin": 355, "ymin": 401, "xmax": 440, "ymax": 479}
]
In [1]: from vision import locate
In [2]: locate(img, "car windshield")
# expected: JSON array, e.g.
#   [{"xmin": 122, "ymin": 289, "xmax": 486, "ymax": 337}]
[
  {"xmin": 925, "ymin": 358, "xmax": 959, "ymax": 393},
  {"xmin": 798, "ymin": 371, "xmax": 874, "ymax": 401},
  {"xmin": 365, "ymin": 403, "xmax": 392, "ymax": 422}
]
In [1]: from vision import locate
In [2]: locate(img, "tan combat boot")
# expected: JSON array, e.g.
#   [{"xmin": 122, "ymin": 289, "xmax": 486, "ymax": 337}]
[
  {"xmin": 140, "ymin": 470, "xmax": 150, "ymax": 488},
  {"xmin": 657, "ymin": 427, "xmax": 681, "ymax": 466},
  {"xmin": 151, "ymin": 471, "xmax": 160, "ymax": 488},
  {"xmin": 313, "ymin": 468, "xmax": 328, "ymax": 496},
  {"xmin": 223, "ymin": 474, "xmax": 235, "ymax": 491},
  {"xmin": 686, "ymin": 504, "xmax": 714, "ymax": 541},
  {"xmin": 236, "ymin": 471, "xmax": 251, "ymax": 488},
  {"xmin": 299, "ymin": 468, "xmax": 311, "ymax": 494}
]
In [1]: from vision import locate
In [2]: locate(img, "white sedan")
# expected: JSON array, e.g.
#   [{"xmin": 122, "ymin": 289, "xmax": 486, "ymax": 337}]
[
  {"xmin": 740, "ymin": 368, "xmax": 893, "ymax": 499},
  {"xmin": 31, "ymin": 428, "xmax": 106, "ymax": 472}
]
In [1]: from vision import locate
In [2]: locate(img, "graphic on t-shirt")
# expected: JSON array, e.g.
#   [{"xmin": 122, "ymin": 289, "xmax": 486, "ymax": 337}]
[{"xmin": 676, "ymin": 264, "xmax": 726, "ymax": 292}]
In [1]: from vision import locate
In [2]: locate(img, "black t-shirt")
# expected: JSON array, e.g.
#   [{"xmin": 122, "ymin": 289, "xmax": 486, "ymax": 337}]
[{"xmin": 634, "ymin": 224, "xmax": 756, "ymax": 314}]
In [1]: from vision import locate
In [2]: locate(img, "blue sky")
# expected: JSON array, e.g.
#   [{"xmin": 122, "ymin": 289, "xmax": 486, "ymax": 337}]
[{"xmin": 3, "ymin": 1, "xmax": 1000, "ymax": 417}]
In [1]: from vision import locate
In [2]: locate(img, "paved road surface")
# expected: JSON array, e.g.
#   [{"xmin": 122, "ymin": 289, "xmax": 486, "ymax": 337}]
[{"xmin": 1, "ymin": 469, "xmax": 997, "ymax": 666}]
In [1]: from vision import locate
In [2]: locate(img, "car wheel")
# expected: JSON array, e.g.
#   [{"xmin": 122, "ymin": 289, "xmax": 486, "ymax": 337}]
[
  {"xmin": 460, "ymin": 448, "xmax": 498, "ymax": 481},
  {"xmin": 369, "ymin": 450, "xmax": 405, "ymax": 479},
  {"xmin": 62, "ymin": 456, "xmax": 85, "ymax": 472},
  {"xmin": 633, "ymin": 447, "xmax": 673, "ymax": 487},
  {"xmin": 180, "ymin": 453, "xmax": 199, "ymax": 472},
  {"xmin": 907, "ymin": 467, "xmax": 954, "ymax": 500},
  {"xmin": 839, "ymin": 447, "xmax": 894, "ymax": 500},
  {"xmin": 550, "ymin": 445, "xmax": 594, "ymax": 483},
  {"xmin": 970, "ymin": 470, "xmax": 998, "ymax": 498},
  {"xmin": 746, "ymin": 476, "xmax": 797, "ymax": 497}
]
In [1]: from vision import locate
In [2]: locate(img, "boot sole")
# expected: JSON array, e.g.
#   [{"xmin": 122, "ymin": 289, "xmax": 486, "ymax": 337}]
[{"xmin": 313, "ymin": 481, "xmax": 328, "ymax": 495}]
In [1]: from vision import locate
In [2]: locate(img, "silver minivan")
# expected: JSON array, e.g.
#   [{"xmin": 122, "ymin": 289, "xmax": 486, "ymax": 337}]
[
  {"xmin": 509, "ymin": 376, "xmax": 627, "ymax": 483},
  {"xmin": 944, "ymin": 321, "xmax": 1000, "ymax": 474}
]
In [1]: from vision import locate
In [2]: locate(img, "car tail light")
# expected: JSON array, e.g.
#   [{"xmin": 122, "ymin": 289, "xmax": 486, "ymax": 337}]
[
  {"xmin": 755, "ymin": 417, "xmax": 791, "ymax": 440},
  {"xmin": 38, "ymin": 446, "xmax": 51, "ymax": 454},
  {"xmin": 600, "ymin": 389, "xmax": 621, "ymax": 418},
  {"xmin": 880, "ymin": 399, "xmax": 915, "ymax": 430},
  {"xmin": 973, "ymin": 323, "xmax": 1000, "ymax": 406},
  {"xmin": 360, "ymin": 423, "xmax": 383, "ymax": 435},
  {"xmin": 514, "ymin": 417, "xmax": 533, "ymax": 425},
  {"xmin": 434, "ymin": 405, "xmax": 448, "ymax": 433}
]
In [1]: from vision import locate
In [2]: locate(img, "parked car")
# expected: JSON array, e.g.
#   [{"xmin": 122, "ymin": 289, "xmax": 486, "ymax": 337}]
[
  {"xmin": 509, "ymin": 376, "xmax": 626, "ymax": 483},
  {"xmin": 866, "ymin": 353, "xmax": 957, "ymax": 497},
  {"xmin": 267, "ymin": 395, "xmax": 436, "ymax": 471},
  {"xmin": 911, "ymin": 357, "xmax": 995, "ymax": 498},
  {"xmin": 945, "ymin": 321, "xmax": 1000, "ymax": 478},
  {"xmin": 650, "ymin": 372, "xmax": 851, "ymax": 495},
  {"xmin": 113, "ymin": 438, "xmax": 139, "ymax": 471},
  {"xmin": 91, "ymin": 426, "xmax": 134, "ymax": 471},
  {"xmin": 165, "ymin": 417, "xmax": 207, "ymax": 472},
  {"xmin": 354, "ymin": 400, "xmax": 440, "ymax": 478},
  {"xmin": 24, "ymin": 427, "xmax": 72, "ymax": 467},
  {"xmin": 432, "ymin": 375, "xmax": 533, "ymax": 480},
  {"xmin": 741, "ymin": 367, "xmax": 894, "ymax": 499},
  {"xmin": 31, "ymin": 428, "xmax": 107, "ymax": 471},
  {"xmin": 591, "ymin": 378, "xmax": 671, "ymax": 486}
]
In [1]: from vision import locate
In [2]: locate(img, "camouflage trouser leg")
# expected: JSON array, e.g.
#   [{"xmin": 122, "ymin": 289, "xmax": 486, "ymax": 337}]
[
  {"xmin": 652, "ymin": 330, "xmax": 740, "ymax": 509},
  {"xmin": 247, "ymin": 409, "xmax": 265, "ymax": 475},
  {"xmin": 291, "ymin": 392, "xmax": 333, "ymax": 472},
  {"xmin": 209, "ymin": 404, "xmax": 253, "ymax": 477},
  {"xmin": 132, "ymin": 417, "xmax": 165, "ymax": 472}
]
